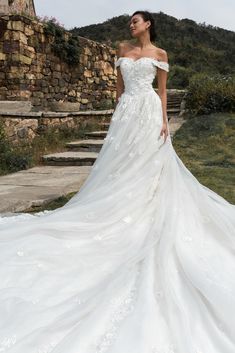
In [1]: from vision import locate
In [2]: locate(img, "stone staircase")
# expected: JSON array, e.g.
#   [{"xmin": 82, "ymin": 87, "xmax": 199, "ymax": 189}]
[
  {"xmin": 42, "ymin": 122, "xmax": 107, "ymax": 166},
  {"xmin": 42, "ymin": 91, "xmax": 186, "ymax": 167},
  {"xmin": 165, "ymin": 90, "xmax": 186, "ymax": 119}
]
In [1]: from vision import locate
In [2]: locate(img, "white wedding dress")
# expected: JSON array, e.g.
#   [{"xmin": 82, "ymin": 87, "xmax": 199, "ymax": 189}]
[{"xmin": 0, "ymin": 56, "xmax": 235, "ymax": 353}]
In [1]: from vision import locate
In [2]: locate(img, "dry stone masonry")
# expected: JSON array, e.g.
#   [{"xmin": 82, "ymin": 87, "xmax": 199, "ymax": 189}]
[
  {"xmin": 0, "ymin": 0, "xmax": 36, "ymax": 17},
  {"xmin": 1, "ymin": 110, "xmax": 113, "ymax": 145},
  {"xmin": 0, "ymin": 14, "xmax": 118, "ymax": 111}
]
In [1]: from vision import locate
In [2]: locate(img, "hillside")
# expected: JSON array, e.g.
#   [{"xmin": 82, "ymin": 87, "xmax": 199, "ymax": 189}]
[{"xmin": 71, "ymin": 12, "xmax": 235, "ymax": 88}]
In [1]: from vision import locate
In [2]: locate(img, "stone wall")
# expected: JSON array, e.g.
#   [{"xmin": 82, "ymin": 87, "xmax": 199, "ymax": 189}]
[
  {"xmin": 8, "ymin": 0, "xmax": 36, "ymax": 17},
  {"xmin": 0, "ymin": 14, "xmax": 117, "ymax": 111},
  {"xmin": 0, "ymin": 110, "xmax": 113, "ymax": 144},
  {"xmin": 0, "ymin": 0, "xmax": 36, "ymax": 17},
  {"xmin": 0, "ymin": 0, "xmax": 8, "ymax": 15}
]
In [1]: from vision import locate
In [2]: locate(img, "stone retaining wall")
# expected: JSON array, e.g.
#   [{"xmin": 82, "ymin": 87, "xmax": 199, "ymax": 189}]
[
  {"xmin": 0, "ymin": 14, "xmax": 117, "ymax": 110},
  {"xmin": 0, "ymin": 110, "xmax": 113, "ymax": 144}
]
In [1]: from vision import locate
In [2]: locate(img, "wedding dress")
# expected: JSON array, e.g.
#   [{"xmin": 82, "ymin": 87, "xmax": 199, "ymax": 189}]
[{"xmin": 0, "ymin": 56, "xmax": 235, "ymax": 353}]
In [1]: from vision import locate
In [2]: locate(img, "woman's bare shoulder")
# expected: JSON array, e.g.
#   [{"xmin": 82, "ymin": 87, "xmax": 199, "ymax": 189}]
[
  {"xmin": 117, "ymin": 41, "xmax": 133, "ymax": 57},
  {"xmin": 152, "ymin": 46, "xmax": 168, "ymax": 62}
]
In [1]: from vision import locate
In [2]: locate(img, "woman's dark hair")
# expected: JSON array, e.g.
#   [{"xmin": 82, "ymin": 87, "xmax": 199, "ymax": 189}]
[{"xmin": 131, "ymin": 10, "xmax": 156, "ymax": 42}]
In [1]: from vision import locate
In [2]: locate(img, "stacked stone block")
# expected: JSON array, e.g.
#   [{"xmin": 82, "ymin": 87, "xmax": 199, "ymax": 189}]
[{"xmin": 0, "ymin": 14, "xmax": 117, "ymax": 110}]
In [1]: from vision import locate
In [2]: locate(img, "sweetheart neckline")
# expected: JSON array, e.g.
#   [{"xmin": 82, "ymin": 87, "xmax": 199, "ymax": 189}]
[{"xmin": 117, "ymin": 56, "xmax": 168, "ymax": 65}]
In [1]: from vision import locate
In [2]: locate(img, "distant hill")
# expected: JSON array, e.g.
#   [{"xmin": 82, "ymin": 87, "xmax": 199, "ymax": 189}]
[{"xmin": 70, "ymin": 12, "xmax": 235, "ymax": 88}]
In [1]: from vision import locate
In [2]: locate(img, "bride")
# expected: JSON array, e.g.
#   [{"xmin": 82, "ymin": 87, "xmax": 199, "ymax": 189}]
[{"xmin": 0, "ymin": 10, "xmax": 235, "ymax": 353}]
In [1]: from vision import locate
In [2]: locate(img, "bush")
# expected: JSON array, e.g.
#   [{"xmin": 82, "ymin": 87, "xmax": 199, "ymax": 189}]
[
  {"xmin": 185, "ymin": 73, "xmax": 235, "ymax": 116},
  {"xmin": 0, "ymin": 122, "xmax": 31, "ymax": 175},
  {"xmin": 167, "ymin": 65, "xmax": 197, "ymax": 89},
  {"xmin": 36, "ymin": 16, "xmax": 82, "ymax": 66}
]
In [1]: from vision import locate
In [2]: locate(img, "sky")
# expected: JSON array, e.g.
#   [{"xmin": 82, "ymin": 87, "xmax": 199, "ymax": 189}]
[{"xmin": 34, "ymin": 0, "xmax": 235, "ymax": 33}]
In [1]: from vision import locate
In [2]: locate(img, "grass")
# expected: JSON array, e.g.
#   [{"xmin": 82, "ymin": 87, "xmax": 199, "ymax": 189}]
[
  {"xmin": 172, "ymin": 112, "xmax": 235, "ymax": 204},
  {"xmin": 23, "ymin": 191, "xmax": 77, "ymax": 213}
]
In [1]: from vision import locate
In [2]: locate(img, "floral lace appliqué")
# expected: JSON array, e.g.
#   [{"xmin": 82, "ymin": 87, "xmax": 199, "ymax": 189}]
[{"xmin": 93, "ymin": 263, "xmax": 142, "ymax": 353}]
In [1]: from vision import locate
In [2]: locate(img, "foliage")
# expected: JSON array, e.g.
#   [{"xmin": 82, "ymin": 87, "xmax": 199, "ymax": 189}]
[
  {"xmin": 173, "ymin": 112, "xmax": 235, "ymax": 203},
  {"xmin": 36, "ymin": 15, "xmax": 65, "ymax": 29},
  {"xmin": 71, "ymin": 12, "xmax": 235, "ymax": 88},
  {"xmin": 0, "ymin": 121, "xmax": 32, "ymax": 174},
  {"xmin": 167, "ymin": 65, "xmax": 196, "ymax": 89},
  {"xmin": 36, "ymin": 15, "xmax": 82, "ymax": 66},
  {"xmin": 185, "ymin": 73, "xmax": 235, "ymax": 115}
]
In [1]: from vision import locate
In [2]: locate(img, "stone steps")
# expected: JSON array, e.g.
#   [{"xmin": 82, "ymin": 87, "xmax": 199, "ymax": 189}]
[
  {"xmin": 42, "ymin": 91, "xmax": 185, "ymax": 166},
  {"xmin": 167, "ymin": 101, "xmax": 182, "ymax": 107},
  {"xmin": 99, "ymin": 122, "xmax": 110, "ymax": 127},
  {"xmin": 84, "ymin": 131, "xmax": 108, "ymax": 139},
  {"xmin": 167, "ymin": 107, "xmax": 181, "ymax": 113},
  {"xmin": 66, "ymin": 139, "xmax": 104, "ymax": 152},
  {"xmin": 42, "ymin": 151, "xmax": 98, "ymax": 166}
]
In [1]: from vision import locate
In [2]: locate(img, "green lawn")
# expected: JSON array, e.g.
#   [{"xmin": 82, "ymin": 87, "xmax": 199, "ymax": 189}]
[{"xmin": 172, "ymin": 112, "xmax": 235, "ymax": 204}]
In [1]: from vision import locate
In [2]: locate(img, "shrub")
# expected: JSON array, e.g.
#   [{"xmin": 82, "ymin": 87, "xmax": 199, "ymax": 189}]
[
  {"xmin": 36, "ymin": 16, "xmax": 82, "ymax": 66},
  {"xmin": 167, "ymin": 65, "xmax": 197, "ymax": 89},
  {"xmin": 185, "ymin": 73, "xmax": 235, "ymax": 116},
  {"xmin": 0, "ymin": 121, "xmax": 31, "ymax": 175}
]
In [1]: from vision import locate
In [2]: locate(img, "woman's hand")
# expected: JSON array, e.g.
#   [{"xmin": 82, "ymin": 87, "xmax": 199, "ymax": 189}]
[{"xmin": 160, "ymin": 121, "xmax": 169, "ymax": 143}]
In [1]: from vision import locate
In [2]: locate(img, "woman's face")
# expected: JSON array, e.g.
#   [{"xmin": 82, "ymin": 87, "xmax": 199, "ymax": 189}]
[{"xmin": 129, "ymin": 14, "xmax": 150, "ymax": 38}]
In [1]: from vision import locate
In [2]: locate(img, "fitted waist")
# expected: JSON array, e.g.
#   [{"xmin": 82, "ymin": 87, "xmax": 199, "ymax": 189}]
[{"xmin": 123, "ymin": 84, "xmax": 156, "ymax": 96}]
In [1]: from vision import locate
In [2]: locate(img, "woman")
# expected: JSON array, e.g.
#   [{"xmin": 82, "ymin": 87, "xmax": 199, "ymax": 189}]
[
  {"xmin": 0, "ymin": 10, "xmax": 235, "ymax": 353},
  {"xmin": 115, "ymin": 11, "xmax": 169, "ymax": 143}
]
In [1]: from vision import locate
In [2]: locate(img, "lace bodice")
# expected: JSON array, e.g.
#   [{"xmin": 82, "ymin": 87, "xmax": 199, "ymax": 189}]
[{"xmin": 115, "ymin": 56, "xmax": 169, "ymax": 96}]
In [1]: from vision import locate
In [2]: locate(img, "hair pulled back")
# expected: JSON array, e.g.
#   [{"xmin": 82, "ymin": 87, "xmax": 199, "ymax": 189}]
[{"xmin": 131, "ymin": 10, "xmax": 156, "ymax": 42}]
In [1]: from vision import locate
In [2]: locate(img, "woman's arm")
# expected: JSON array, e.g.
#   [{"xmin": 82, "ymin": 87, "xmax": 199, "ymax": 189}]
[
  {"xmin": 156, "ymin": 50, "xmax": 169, "ymax": 142},
  {"xmin": 114, "ymin": 43, "xmax": 125, "ymax": 107},
  {"xmin": 157, "ymin": 50, "xmax": 168, "ymax": 124}
]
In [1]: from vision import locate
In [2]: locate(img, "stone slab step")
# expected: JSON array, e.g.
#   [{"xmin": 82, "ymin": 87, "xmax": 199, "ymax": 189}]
[
  {"xmin": 0, "ymin": 100, "xmax": 33, "ymax": 113},
  {"xmin": 169, "ymin": 100, "xmax": 184, "ymax": 103},
  {"xmin": 167, "ymin": 103, "xmax": 182, "ymax": 107},
  {"xmin": 85, "ymin": 131, "xmax": 108, "ymax": 139},
  {"xmin": 42, "ymin": 151, "xmax": 98, "ymax": 166},
  {"xmin": 66, "ymin": 139, "xmax": 104, "ymax": 152},
  {"xmin": 167, "ymin": 102, "xmax": 181, "ymax": 106},
  {"xmin": 167, "ymin": 100, "xmax": 184, "ymax": 105},
  {"xmin": 0, "ymin": 166, "xmax": 92, "ymax": 213},
  {"xmin": 167, "ymin": 97, "xmax": 184, "ymax": 100},
  {"xmin": 167, "ymin": 92, "xmax": 185, "ymax": 96},
  {"xmin": 99, "ymin": 122, "xmax": 110, "ymax": 127},
  {"xmin": 167, "ymin": 108, "xmax": 181, "ymax": 112}
]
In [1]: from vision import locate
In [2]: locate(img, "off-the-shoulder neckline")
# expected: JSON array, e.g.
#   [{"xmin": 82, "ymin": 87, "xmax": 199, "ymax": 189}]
[{"xmin": 117, "ymin": 56, "xmax": 168, "ymax": 65}]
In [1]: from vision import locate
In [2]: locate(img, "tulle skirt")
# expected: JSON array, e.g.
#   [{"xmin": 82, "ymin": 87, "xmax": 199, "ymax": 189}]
[{"xmin": 0, "ymin": 90, "xmax": 235, "ymax": 353}]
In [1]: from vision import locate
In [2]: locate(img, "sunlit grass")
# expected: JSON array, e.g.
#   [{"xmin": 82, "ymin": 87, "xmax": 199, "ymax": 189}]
[{"xmin": 173, "ymin": 112, "xmax": 235, "ymax": 204}]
